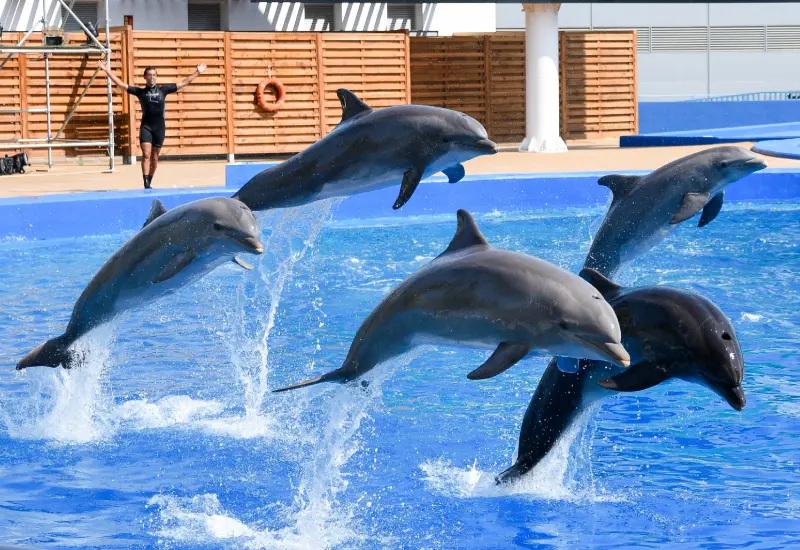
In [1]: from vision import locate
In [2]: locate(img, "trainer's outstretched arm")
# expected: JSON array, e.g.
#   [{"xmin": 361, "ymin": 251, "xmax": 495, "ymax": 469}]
[
  {"xmin": 176, "ymin": 64, "xmax": 207, "ymax": 91},
  {"xmin": 97, "ymin": 59, "xmax": 129, "ymax": 92}
]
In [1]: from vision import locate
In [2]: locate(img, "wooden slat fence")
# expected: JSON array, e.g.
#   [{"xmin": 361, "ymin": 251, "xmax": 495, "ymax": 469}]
[
  {"xmin": 560, "ymin": 31, "xmax": 638, "ymax": 139},
  {"xmin": 410, "ymin": 31, "xmax": 638, "ymax": 142},
  {"xmin": 0, "ymin": 29, "xmax": 410, "ymax": 160}
]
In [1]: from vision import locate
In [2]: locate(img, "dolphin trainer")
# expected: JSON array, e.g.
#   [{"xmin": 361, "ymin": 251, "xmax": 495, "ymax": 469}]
[
  {"xmin": 232, "ymin": 89, "xmax": 498, "ymax": 212},
  {"xmin": 272, "ymin": 210, "xmax": 630, "ymax": 393},
  {"xmin": 17, "ymin": 197, "xmax": 263, "ymax": 370}
]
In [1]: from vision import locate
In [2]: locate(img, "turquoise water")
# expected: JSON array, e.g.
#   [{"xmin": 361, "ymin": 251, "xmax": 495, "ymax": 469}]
[{"xmin": 0, "ymin": 200, "xmax": 798, "ymax": 548}]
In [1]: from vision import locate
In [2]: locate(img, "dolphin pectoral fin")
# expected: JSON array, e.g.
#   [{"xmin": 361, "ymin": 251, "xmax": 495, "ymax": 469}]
[
  {"xmin": 699, "ymin": 191, "xmax": 725, "ymax": 227},
  {"xmin": 467, "ymin": 342, "xmax": 530, "ymax": 380},
  {"xmin": 142, "ymin": 199, "xmax": 168, "ymax": 228},
  {"xmin": 554, "ymin": 357, "xmax": 580, "ymax": 374},
  {"xmin": 232, "ymin": 256, "xmax": 254, "ymax": 270},
  {"xmin": 578, "ymin": 268, "xmax": 623, "ymax": 297},
  {"xmin": 152, "ymin": 252, "xmax": 197, "ymax": 284},
  {"xmin": 670, "ymin": 192, "xmax": 710, "ymax": 224},
  {"xmin": 442, "ymin": 163, "xmax": 466, "ymax": 184},
  {"xmin": 596, "ymin": 361, "xmax": 670, "ymax": 392},
  {"xmin": 393, "ymin": 167, "xmax": 424, "ymax": 210}
]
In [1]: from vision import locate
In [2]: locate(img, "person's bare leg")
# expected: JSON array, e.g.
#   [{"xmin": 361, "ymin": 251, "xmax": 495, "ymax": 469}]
[
  {"xmin": 150, "ymin": 147, "xmax": 160, "ymax": 185},
  {"xmin": 141, "ymin": 142, "xmax": 152, "ymax": 189}
]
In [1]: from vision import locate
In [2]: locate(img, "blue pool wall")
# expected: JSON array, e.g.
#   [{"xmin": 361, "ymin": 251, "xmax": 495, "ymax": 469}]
[
  {"xmin": 2, "ymin": 163, "xmax": 799, "ymax": 240},
  {"xmin": 639, "ymin": 100, "xmax": 800, "ymax": 134}
]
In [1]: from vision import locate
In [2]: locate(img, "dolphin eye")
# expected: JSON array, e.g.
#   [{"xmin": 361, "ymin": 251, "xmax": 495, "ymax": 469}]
[
  {"xmin": 213, "ymin": 223, "xmax": 224, "ymax": 231},
  {"xmin": 721, "ymin": 332, "xmax": 732, "ymax": 341},
  {"xmin": 719, "ymin": 160, "xmax": 731, "ymax": 169},
  {"xmin": 559, "ymin": 322, "xmax": 570, "ymax": 330}
]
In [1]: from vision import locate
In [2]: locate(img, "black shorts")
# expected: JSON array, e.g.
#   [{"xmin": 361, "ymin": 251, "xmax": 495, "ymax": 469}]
[{"xmin": 140, "ymin": 125, "xmax": 166, "ymax": 149}]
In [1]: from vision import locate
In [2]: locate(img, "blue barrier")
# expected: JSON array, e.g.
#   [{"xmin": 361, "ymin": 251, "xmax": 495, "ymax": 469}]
[
  {"xmin": 2, "ymin": 167, "xmax": 799, "ymax": 240},
  {"xmin": 639, "ymin": 101, "xmax": 800, "ymax": 134},
  {"xmin": 225, "ymin": 161, "xmax": 280, "ymax": 190}
]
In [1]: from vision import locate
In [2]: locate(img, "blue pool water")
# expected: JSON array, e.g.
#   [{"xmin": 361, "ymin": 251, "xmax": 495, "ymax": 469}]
[{"xmin": 1, "ymin": 199, "xmax": 799, "ymax": 549}]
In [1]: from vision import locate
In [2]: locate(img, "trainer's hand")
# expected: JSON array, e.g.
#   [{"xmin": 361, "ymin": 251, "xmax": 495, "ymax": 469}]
[
  {"xmin": 97, "ymin": 59, "xmax": 110, "ymax": 73},
  {"xmin": 196, "ymin": 63, "xmax": 207, "ymax": 74}
]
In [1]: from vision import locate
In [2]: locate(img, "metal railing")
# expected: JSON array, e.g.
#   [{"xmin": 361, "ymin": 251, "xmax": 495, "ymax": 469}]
[
  {"xmin": 689, "ymin": 91, "xmax": 800, "ymax": 102},
  {"xmin": 0, "ymin": 0, "xmax": 114, "ymax": 171}
]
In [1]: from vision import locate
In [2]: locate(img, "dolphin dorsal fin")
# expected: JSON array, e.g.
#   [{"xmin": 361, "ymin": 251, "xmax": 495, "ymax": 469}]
[
  {"xmin": 142, "ymin": 199, "xmax": 168, "ymax": 228},
  {"xmin": 579, "ymin": 268, "xmax": 623, "ymax": 297},
  {"xmin": 438, "ymin": 209, "xmax": 489, "ymax": 257},
  {"xmin": 337, "ymin": 88, "xmax": 372, "ymax": 124},
  {"xmin": 597, "ymin": 174, "xmax": 642, "ymax": 203}
]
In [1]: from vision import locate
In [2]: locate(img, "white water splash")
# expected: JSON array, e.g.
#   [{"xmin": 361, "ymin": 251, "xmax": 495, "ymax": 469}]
[
  {"xmin": 4, "ymin": 325, "xmax": 117, "ymax": 444},
  {"xmin": 420, "ymin": 404, "xmax": 623, "ymax": 503},
  {"xmin": 222, "ymin": 200, "xmax": 339, "ymax": 431},
  {"xmin": 150, "ymin": 350, "xmax": 427, "ymax": 550}
]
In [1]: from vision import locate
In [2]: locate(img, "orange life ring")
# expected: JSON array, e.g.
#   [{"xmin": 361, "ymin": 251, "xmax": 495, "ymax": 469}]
[{"xmin": 257, "ymin": 77, "xmax": 285, "ymax": 113}]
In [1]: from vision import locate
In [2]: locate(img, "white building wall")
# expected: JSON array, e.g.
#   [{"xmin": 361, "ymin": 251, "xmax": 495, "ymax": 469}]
[
  {"xmin": 499, "ymin": 2, "xmax": 800, "ymax": 100},
  {"xmin": 0, "ymin": 0, "xmax": 63, "ymax": 31}
]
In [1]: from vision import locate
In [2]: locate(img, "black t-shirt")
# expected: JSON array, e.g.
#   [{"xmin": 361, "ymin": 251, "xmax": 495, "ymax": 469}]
[{"xmin": 126, "ymin": 84, "xmax": 178, "ymax": 128}]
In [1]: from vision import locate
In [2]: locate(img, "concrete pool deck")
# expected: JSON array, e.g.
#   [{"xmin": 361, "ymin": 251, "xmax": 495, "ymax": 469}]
[{"xmin": 1, "ymin": 140, "xmax": 799, "ymax": 198}]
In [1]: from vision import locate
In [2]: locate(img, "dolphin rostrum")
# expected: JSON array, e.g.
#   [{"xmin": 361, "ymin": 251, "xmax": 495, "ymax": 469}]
[
  {"xmin": 496, "ymin": 268, "xmax": 745, "ymax": 484},
  {"xmin": 584, "ymin": 146, "xmax": 767, "ymax": 278},
  {"xmin": 17, "ymin": 197, "xmax": 263, "ymax": 370},
  {"xmin": 272, "ymin": 210, "xmax": 630, "ymax": 393},
  {"xmin": 232, "ymin": 89, "xmax": 498, "ymax": 212}
]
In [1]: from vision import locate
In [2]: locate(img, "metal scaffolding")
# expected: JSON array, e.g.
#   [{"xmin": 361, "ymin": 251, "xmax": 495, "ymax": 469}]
[{"xmin": 0, "ymin": 0, "xmax": 115, "ymax": 171}]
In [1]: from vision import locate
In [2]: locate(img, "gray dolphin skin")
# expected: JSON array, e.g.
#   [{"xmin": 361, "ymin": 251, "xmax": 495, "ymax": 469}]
[
  {"xmin": 584, "ymin": 146, "xmax": 767, "ymax": 278},
  {"xmin": 496, "ymin": 268, "xmax": 745, "ymax": 485},
  {"xmin": 232, "ymin": 89, "xmax": 498, "ymax": 212},
  {"xmin": 16, "ymin": 197, "xmax": 263, "ymax": 370},
  {"xmin": 272, "ymin": 209, "xmax": 630, "ymax": 393}
]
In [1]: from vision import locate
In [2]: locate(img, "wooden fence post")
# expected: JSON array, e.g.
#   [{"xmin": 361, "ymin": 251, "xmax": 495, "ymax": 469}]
[
  {"xmin": 124, "ymin": 25, "xmax": 136, "ymax": 162},
  {"xmin": 18, "ymin": 54, "xmax": 28, "ymax": 142},
  {"xmin": 632, "ymin": 30, "xmax": 639, "ymax": 134},
  {"xmin": 224, "ymin": 31, "xmax": 235, "ymax": 161},
  {"xmin": 315, "ymin": 33, "xmax": 327, "ymax": 139},
  {"xmin": 483, "ymin": 35, "xmax": 492, "ymax": 137},
  {"xmin": 559, "ymin": 31, "xmax": 567, "ymax": 139},
  {"xmin": 404, "ymin": 32, "xmax": 411, "ymax": 103}
]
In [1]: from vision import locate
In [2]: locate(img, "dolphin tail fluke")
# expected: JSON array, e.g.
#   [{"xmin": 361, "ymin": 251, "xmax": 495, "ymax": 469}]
[
  {"xmin": 271, "ymin": 369, "xmax": 348, "ymax": 393},
  {"xmin": 495, "ymin": 460, "xmax": 531, "ymax": 485},
  {"xmin": 16, "ymin": 334, "xmax": 74, "ymax": 370}
]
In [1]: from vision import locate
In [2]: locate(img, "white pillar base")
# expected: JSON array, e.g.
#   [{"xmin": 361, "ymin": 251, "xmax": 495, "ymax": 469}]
[
  {"xmin": 519, "ymin": 135, "xmax": 567, "ymax": 153},
  {"xmin": 227, "ymin": 153, "xmax": 235, "ymax": 162},
  {"xmin": 126, "ymin": 155, "xmax": 136, "ymax": 164}
]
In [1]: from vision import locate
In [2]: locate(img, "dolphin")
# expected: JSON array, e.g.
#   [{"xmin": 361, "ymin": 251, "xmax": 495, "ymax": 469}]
[
  {"xmin": 232, "ymin": 89, "xmax": 498, "ymax": 212},
  {"xmin": 496, "ymin": 268, "xmax": 745, "ymax": 484},
  {"xmin": 272, "ymin": 210, "xmax": 630, "ymax": 393},
  {"xmin": 16, "ymin": 197, "xmax": 263, "ymax": 370},
  {"xmin": 584, "ymin": 146, "xmax": 767, "ymax": 278}
]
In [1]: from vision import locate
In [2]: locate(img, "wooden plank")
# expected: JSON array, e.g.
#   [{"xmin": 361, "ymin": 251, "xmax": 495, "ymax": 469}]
[
  {"xmin": 316, "ymin": 34, "xmax": 327, "ymax": 138},
  {"xmin": 18, "ymin": 55, "xmax": 28, "ymax": 141},
  {"xmin": 404, "ymin": 32, "xmax": 411, "ymax": 104},
  {"xmin": 224, "ymin": 32, "xmax": 235, "ymax": 156},
  {"xmin": 126, "ymin": 25, "xmax": 137, "ymax": 158}
]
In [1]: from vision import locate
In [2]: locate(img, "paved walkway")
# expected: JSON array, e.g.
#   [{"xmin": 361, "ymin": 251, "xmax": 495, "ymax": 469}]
[{"xmin": 1, "ymin": 140, "xmax": 795, "ymax": 198}]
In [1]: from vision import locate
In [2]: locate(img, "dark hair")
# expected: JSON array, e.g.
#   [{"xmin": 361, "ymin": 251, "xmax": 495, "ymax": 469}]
[{"xmin": 143, "ymin": 67, "xmax": 157, "ymax": 77}]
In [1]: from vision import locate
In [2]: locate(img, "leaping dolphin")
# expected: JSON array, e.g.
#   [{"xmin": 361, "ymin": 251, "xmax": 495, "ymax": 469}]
[
  {"xmin": 584, "ymin": 146, "xmax": 767, "ymax": 278},
  {"xmin": 17, "ymin": 197, "xmax": 263, "ymax": 370},
  {"xmin": 496, "ymin": 268, "xmax": 745, "ymax": 485},
  {"xmin": 272, "ymin": 210, "xmax": 630, "ymax": 393},
  {"xmin": 232, "ymin": 89, "xmax": 498, "ymax": 212}
]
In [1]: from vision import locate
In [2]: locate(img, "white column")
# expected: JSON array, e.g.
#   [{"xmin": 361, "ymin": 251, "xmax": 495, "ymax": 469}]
[{"xmin": 519, "ymin": 2, "xmax": 567, "ymax": 153}]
